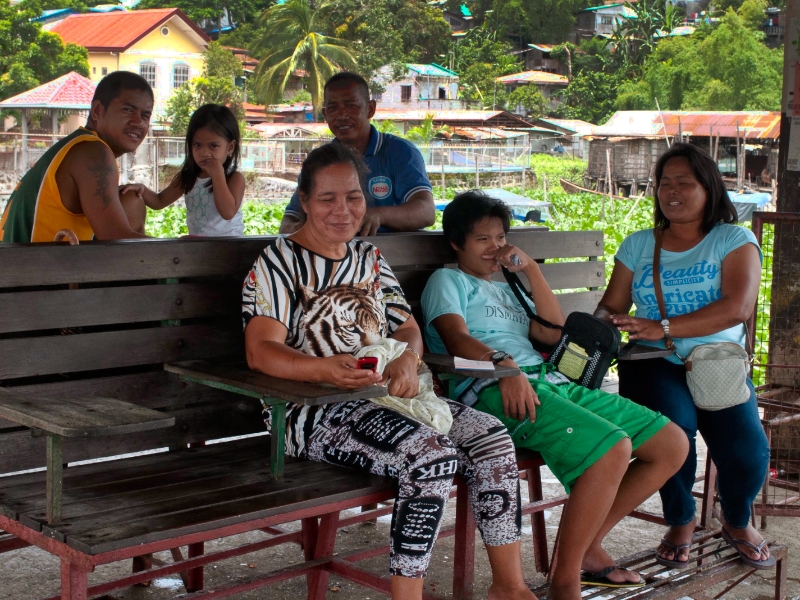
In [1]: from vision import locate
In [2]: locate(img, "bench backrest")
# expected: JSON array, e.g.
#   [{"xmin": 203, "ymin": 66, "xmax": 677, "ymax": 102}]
[{"xmin": 0, "ymin": 229, "xmax": 603, "ymax": 474}]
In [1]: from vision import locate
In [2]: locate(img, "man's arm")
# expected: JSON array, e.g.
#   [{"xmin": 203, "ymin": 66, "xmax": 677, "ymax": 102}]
[
  {"xmin": 358, "ymin": 190, "xmax": 436, "ymax": 236},
  {"xmin": 72, "ymin": 143, "xmax": 149, "ymax": 240}
]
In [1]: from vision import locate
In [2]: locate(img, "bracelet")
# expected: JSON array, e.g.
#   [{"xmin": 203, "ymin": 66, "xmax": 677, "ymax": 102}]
[{"xmin": 405, "ymin": 347, "xmax": 423, "ymax": 368}]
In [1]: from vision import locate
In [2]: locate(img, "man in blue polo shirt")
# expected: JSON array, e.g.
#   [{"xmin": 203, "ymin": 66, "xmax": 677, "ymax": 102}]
[{"xmin": 279, "ymin": 72, "xmax": 436, "ymax": 235}]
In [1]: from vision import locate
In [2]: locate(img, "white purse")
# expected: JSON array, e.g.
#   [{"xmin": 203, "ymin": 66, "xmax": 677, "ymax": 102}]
[{"xmin": 653, "ymin": 228, "xmax": 752, "ymax": 411}]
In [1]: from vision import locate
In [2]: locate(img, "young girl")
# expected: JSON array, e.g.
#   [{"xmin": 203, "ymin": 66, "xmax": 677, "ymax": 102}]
[{"xmin": 122, "ymin": 104, "xmax": 245, "ymax": 236}]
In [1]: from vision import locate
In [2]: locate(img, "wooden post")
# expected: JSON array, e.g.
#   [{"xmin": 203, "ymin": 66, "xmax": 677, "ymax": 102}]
[
  {"xmin": 20, "ymin": 109, "xmax": 28, "ymax": 173},
  {"xmin": 46, "ymin": 434, "xmax": 63, "ymax": 523},
  {"xmin": 521, "ymin": 148, "xmax": 527, "ymax": 194},
  {"xmin": 51, "ymin": 109, "xmax": 58, "ymax": 144},
  {"xmin": 736, "ymin": 125, "xmax": 742, "ymax": 189},
  {"xmin": 604, "ymin": 148, "xmax": 612, "ymax": 220},
  {"xmin": 441, "ymin": 161, "xmax": 446, "ymax": 200},
  {"xmin": 475, "ymin": 155, "xmax": 479, "ymax": 188}
]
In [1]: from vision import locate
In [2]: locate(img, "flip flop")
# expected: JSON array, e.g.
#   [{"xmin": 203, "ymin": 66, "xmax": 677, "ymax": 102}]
[
  {"xmin": 580, "ymin": 566, "xmax": 645, "ymax": 588},
  {"xmin": 654, "ymin": 537, "xmax": 692, "ymax": 569},
  {"xmin": 720, "ymin": 527, "xmax": 777, "ymax": 570}
]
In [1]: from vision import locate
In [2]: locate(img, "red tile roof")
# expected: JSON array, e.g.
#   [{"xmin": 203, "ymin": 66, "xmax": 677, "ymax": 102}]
[
  {"xmin": 0, "ymin": 72, "xmax": 96, "ymax": 109},
  {"xmin": 51, "ymin": 9, "xmax": 208, "ymax": 52}
]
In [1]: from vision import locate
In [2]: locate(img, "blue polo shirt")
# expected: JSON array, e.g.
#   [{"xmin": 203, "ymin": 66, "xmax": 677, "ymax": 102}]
[{"xmin": 284, "ymin": 125, "xmax": 432, "ymax": 230}]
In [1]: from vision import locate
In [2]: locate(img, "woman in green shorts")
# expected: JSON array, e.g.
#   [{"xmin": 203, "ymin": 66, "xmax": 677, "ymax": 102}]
[{"xmin": 421, "ymin": 191, "xmax": 689, "ymax": 600}]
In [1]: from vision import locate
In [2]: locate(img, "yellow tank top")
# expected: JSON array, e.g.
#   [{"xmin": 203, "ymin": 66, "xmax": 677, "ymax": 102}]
[{"xmin": 0, "ymin": 128, "xmax": 114, "ymax": 243}]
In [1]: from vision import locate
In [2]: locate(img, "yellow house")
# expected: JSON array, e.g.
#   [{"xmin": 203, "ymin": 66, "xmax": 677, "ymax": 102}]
[{"xmin": 51, "ymin": 9, "xmax": 210, "ymax": 120}]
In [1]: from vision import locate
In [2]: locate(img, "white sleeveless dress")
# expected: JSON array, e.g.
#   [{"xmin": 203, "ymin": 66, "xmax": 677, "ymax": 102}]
[{"xmin": 185, "ymin": 175, "xmax": 244, "ymax": 236}]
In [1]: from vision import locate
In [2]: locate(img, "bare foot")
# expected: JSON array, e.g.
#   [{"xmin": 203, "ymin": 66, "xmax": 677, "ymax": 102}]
[
  {"xmin": 582, "ymin": 546, "xmax": 641, "ymax": 584},
  {"xmin": 657, "ymin": 521, "xmax": 695, "ymax": 565},
  {"xmin": 721, "ymin": 522, "xmax": 771, "ymax": 562},
  {"xmin": 487, "ymin": 582, "xmax": 538, "ymax": 600},
  {"xmin": 545, "ymin": 581, "xmax": 582, "ymax": 600}
]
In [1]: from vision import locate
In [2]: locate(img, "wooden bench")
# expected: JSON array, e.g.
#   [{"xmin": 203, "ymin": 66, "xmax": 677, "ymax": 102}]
[{"xmin": 2, "ymin": 228, "xmax": 781, "ymax": 600}]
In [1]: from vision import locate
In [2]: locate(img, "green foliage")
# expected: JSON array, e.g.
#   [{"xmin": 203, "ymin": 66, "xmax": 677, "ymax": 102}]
[
  {"xmin": 405, "ymin": 112, "xmax": 450, "ymax": 143},
  {"xmin": 464, "ymin": 0, "xmax": 591, "ymax": 44},
  {"xmin": 373, "ymin": 119, "xmax": 402, "ymax": 135},
  {"xmin": 251, "ymin": 0, "xmax": 357, "ymax": 115},
  {"xmin": 164, "ymin": 42, "xmax": 244, "ymax": 135},
  {"xmin": 286, "ymin": 89, "xmax": 312, "ymax": 104},
  {"xmin": 630, "ymin": 10, "xmax": 781, "ymax": 111},
  {"xmin": 449, "ymin": 25, "xmax": 519, "ymax": 108},
  {"xmin": 529, "ymin": 154, "xmax": 588, "ymax": 186},
  {"xmin": 0, "ymin": 0, "xmax": 89, "ymax": 102},
  {"xmin": 553, "ymin": 70, "xmax": 624, "ymax": 124},
  {"xmin": 136, "ymin": 0, "xmax": 265, "ymax": 31},
  {"xmin": 508, "ymin": 85, "xmax": 548, "ymax": 118},
  {"xmin": 610, "ymin": 0, "xmax": 666, "ymax": 73},
  {"xmin": 738, "ymin": 0, "xmax": 768, "ymax": 30}
]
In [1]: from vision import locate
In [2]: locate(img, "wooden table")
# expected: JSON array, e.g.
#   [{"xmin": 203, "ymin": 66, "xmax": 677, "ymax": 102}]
[
  {"xmin": 165, "ymin": 358, "xmax": 388, "ymax": 480},
  {"xmin": 0, "ymin": 389, "xmax": 175, "ymax": 523}
]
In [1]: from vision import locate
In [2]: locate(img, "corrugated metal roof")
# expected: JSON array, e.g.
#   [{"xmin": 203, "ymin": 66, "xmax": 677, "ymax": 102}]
[
  {"xmin": 407, "ymin": 63, "xmax": 458, "ymax": 78},
  {"xmin": 594, "ymin": 111, "xmax": 781, "ymax": 139},
  {"xmin": 577, "ymin": 3, "xmax": 623, "ymax": 11},
  {"xmin": 539, "ymin": 118, "xmax": 596, "ymax": 135},
  {"xmin": 51, "ymin": 9, "xmax": 209, "ymax": 52},
  {"xmin": 447, "ymin": 127, "xmax": 528, "ymax": 140},
  {"xmin": 0, "ymin": 72, "xmax": 96, "ymax": 109},
  {"xmin": 654, "ymin": 25, "xmax": 696, "ymax": 37},
  {"xmin": 250, "ymin": 123, "xmax": 332, "ymax": 137},
  {"xmin": 527, "ymin": 43, "xmax": 557, "ymax": 52},
  {"xmin": 373, "ymin": 108, "xmax": 535, "ymax": 128},
  {"xmin": 497, "ymin": 71, "xmax": 569, "ymax": 85}
]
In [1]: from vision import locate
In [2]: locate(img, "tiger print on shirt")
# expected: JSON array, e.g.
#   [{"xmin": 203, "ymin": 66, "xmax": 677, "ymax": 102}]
[{"xmin": 242, "ymin": 236, "xmax": 412, "ymax": 456}]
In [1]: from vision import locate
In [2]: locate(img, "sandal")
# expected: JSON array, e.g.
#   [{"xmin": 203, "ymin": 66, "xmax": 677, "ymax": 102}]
[
  {"xmin": 720, "ymin": 527, "xmax": 776, "ymax": 570},
  {"xmin": 654, "ymin": 538, "xmax": 692, "ymax": 569},
  {"xmin": 580, "ymin": 566, "xmax": 645, "ymax": 588}
]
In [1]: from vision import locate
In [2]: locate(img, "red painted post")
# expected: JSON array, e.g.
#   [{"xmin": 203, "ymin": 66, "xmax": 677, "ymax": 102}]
[
  {"xmin": 452, "ymin": 478, "xmax": 476, "ymax": 600},
  {"xmin": 307, "ymin": 512, "xmax": 340, "ymax": 600},
  {"xmin": 699, "ymin": 457, "xmax": 717, "ymax": 530},
  {"xmin": 60, "ymin": 560, "xmax": 89, "ymax": 600},
  {"xmin": 301, "ymin": 517, "xmax": 319, "ymax": 560},
  {"xmin": 186, "ymin": 542, "xmax": 204, "ymax": 591},
  {"xmin": 526, "ymin": 467, "xmax": 550, "ymax": 574}
]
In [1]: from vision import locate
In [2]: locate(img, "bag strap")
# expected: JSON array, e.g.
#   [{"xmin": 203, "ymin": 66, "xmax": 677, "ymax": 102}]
[
  {"xmin": 501, "ymin": 267, "xmax": 563, "ymax": 331},
  {"xmin": 653, "ymin": 228, "xmax": 752, "ymax": 362},
  {"xmin": 652, "ymin": 228, "xmax": 684, "ymax": 361}
]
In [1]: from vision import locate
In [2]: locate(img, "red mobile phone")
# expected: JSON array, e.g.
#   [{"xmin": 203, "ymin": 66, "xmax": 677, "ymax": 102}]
[{"xmin": 357, "ymin": 357, "xmax": 379, "ymax": 372}]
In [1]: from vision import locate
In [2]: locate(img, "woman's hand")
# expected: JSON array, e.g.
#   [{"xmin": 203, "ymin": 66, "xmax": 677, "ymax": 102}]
[
  {"xmin": 492, "ymin": 244, "xmax": 532, "ymax": 273},
  {"xmin": 498, "ymin": 372, "xmax": 540, "ymax": 422},
  {"xmin": 320, "ymin": 354, "xmax": 382, "ymax": 389},
  {"xmin": 611, "ymin": 315, "xmax": 664, "ymax": 341},
  {"xmin": 382, "ymin": 351, "xmax": 420, "ymax": 398}
]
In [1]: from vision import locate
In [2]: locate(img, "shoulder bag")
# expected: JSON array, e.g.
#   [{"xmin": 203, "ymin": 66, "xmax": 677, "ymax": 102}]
[
  {"xmin": 502, "ymin": 267, "xmax": 620, "ymax": 390},
  {"xmin": 652, "ymin": 227, "xmax": 752, "ymax": 411}
]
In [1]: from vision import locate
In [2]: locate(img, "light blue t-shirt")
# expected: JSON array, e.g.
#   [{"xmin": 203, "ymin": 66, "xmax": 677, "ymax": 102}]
[
  {"xmin": 422, "ymin": 268, "xmax": 544, "ymax": 369},
  {"xmin": 615, "ymin": 223, "xmax": 761, "ymax": 364},
  {"xmin": 284, "ymin": 126, "xmax": 432, "ymax": 232}
]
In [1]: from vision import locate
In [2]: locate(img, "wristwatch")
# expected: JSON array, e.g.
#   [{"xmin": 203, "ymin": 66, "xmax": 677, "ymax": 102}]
[
  {"xmin": 490, "ymin": 351, "xmax": 512, "ymax": 364},
  {"xmin": 660, "ymin": 318, "xmax": 671, "ymax": 339}
]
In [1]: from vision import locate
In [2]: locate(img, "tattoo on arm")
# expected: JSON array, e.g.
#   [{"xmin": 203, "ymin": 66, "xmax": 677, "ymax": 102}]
[{"xmin": 87, "ymin": 161, "xmax": 116, "ymax": 208}]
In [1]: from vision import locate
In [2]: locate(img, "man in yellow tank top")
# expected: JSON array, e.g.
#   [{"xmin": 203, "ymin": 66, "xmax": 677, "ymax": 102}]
[{"xmin": 0, "ymin": 71, "xmax": 154, "ymax": 243}]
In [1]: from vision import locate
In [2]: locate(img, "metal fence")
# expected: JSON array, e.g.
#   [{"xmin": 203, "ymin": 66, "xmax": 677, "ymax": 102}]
[{"xmin": 750, "ymin": 212, "xmax": 800, "ymax": 521}]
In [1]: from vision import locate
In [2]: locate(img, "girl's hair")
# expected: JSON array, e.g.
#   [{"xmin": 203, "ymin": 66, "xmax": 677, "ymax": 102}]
[
  {"xmin": 176, "ymin": 104, "xmax": 241, "ymax": 194},
  {"xmin": 297, "ymin": 142, "xmax": 368, "ymax": 198},
  {"xmin": 442, "ymin": 190, "xmax": 512, "ymax": 248},
  {"xmin": 653, "ymin": 142, "xmax": 737, "ymax": 233}
]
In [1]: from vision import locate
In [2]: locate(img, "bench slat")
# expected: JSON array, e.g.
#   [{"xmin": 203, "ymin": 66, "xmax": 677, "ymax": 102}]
[
  {"xmin": 0, "ymin": 324, "xmax": 243, "ymax": 380},
  {"xmin": 0, "ymin": 283, "xmax": 240, "ymax": 334},
  {"xmin": 0, "ymin": 400, "xmax": 264, "ymax": 474}
]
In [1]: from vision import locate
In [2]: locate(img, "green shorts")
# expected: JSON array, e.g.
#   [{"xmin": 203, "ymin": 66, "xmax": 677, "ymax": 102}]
[{"xmin": 473, "ymin": 365, "xmax": 670, "ymax": 492}]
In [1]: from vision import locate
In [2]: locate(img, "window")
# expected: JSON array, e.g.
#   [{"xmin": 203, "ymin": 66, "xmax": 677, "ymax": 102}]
[
  {"xmin": 101, "ymin": 67, "xmax": 108, "ymax": 76},
  {"xmin": 401, "ymin": 85, "xmax": 412, "ymax": 101},
  {"xmin": 173, "ymin": 64, "xmax": 189, "ymax": 89},
  {"xmin": 601, "ymin": 16, "xmax": 614, "ymax": 25},
  {"xmin": 438, "ymin": 87, "xmax": 447, "ymax": 100},
  {"xmin": 140, "ymin": 63, "xmax": 156, "ymax": 89},
  {"xmin": 448, "ymin": 16, "xmax": 462, "ymax": 27},
  {"xmin": 92, "ymin": 67, "xmax": 96, "ymax": 75}
]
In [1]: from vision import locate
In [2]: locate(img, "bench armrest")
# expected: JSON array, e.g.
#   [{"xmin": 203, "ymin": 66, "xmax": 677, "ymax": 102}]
[
  {"xmin": 423, "ymin": 353, "xmax": 520, "ymax": 379},
  {"xmin": 166, "ymin": 358, "xmax": 387, "ymax": 406},
  {"xmin": 0, "ymin": 388, "xmax": 175, "ymax": 438}
]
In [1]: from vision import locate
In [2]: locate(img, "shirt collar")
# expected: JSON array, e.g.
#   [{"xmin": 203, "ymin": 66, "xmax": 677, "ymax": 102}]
[{"xmin": 364, "ymin": 125, "xmax": 381, "ymax": 157}]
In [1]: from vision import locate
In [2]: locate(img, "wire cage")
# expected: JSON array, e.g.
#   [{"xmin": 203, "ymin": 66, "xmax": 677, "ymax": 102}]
[{"xmin": 751, "ymin": 212, "xmax": 800, "ymax": 523}]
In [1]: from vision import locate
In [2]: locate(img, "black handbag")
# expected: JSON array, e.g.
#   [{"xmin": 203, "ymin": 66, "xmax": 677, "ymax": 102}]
[{"xmin": 502, "ymin": 268, "xmax": 621, "ymax": 390}]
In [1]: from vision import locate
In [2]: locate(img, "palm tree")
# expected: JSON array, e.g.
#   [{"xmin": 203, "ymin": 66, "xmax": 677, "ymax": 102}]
[
  {"xmin": 405, "ymin": 113, "xmax": 450, "ymax": 144},
  {"xmin": 252, "ymin": 0, "xmax": 357, "ymax": 117}
]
